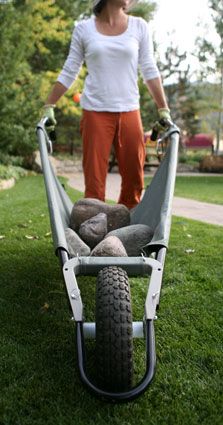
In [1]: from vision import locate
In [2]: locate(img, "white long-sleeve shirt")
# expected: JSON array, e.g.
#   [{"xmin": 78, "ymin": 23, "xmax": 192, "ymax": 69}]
[{"xmin": 57, "ymin": 15, "xmax": 160, "ymax": 112}]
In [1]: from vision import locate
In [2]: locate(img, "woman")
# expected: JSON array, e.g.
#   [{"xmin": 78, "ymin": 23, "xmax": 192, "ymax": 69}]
[{"xmin": 43, "ymin": 0, "xmax": 171, "ymax": 209}]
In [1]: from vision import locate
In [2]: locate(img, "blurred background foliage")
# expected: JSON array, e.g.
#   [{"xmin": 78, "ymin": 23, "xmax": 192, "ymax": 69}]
[{"xmin": 0, "ymin": 0, "xmax": 222, "ymax": 168}]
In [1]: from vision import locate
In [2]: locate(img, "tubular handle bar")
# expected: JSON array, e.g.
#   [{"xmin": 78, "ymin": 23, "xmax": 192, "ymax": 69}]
[{"xmin": 76, "ymin": 319, "xmax": 156, "ymax": 403}]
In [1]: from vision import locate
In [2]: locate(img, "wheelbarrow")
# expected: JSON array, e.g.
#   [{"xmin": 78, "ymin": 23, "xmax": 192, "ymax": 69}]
[{"xmin": 36, "ymin": 118, "xmax": 180, "ymax": 402}]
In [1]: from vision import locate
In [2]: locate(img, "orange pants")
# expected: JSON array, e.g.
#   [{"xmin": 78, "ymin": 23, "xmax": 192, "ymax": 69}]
[{"xmin": 80, "ymin": 109, "xmax": 145, "ymax": 209}]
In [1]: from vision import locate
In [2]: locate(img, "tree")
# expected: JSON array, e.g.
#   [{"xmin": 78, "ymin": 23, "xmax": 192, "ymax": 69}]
[
  {"xmin": 150, "ymin": 34, "xmax": 217, "ymax": 137},
  {"xmin": 196, "ymin": 0, "xmax": 223, "ymax": 153},
  {"xmin": 0, "ymin": 2, "xmax": 40, "ymax": 163},
  {"xmin": 0, "ymin": 0, "xmax": 82, "ymax": 165},
  {"xmin": 155, "ymin": 42, "xmax": 203, "ymax": 136}
]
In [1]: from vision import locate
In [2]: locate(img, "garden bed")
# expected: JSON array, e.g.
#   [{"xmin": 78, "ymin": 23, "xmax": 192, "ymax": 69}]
[{"xmin": 0, "ymin": 165, "xmax": 30, "ymax": 191}]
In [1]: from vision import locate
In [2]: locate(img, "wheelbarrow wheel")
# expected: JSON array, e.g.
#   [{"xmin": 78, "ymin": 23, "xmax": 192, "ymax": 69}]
[{"xmin": 95, "ymin": 266, "xmax": 133, "ymax": 391}]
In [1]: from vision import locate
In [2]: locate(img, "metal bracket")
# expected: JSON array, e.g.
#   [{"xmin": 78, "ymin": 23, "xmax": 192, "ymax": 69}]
[
  {"xmin": 145, "ymin": 264, "xmax": 163, "ymax": 320},
  {"xmin": 62, "ymin": 256, "xmax": 163, "ymax": 322},
  {"xmin": 36, "ymin": 118, "xmax": 53, "ymax": 154},
  {"xmin": 63, "ymin": 261, "xmax": 83, "ymax": 321},
  {"xmin": 156, "ymin": 124, "xmax": 180, "ymax": 158}
]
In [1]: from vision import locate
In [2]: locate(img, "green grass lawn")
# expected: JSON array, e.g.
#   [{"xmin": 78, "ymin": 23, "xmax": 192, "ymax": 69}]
[
  {"xmin": 145, "ymin": 175, "xmax": 223, "ymax": 205},
  {"xmin": 0, "ymin": 176, "xmax": 223, "ymax": 425}
]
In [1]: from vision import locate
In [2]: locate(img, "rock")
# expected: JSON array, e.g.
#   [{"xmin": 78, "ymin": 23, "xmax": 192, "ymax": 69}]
[
  {"xmin": 0, "ymin": 177, "xmax": 15, "ymax": 191},
  {"xmin": 78, "ymin": 213, "xmax": 107, "ymax": 249},
  {"xmin": 65, "ymin": 228, "xmax": 91, "ymax": 257},
  {"xmin": 199, "ymin": 155, "xmax": 223, "ymax": 173},
  {"xmin": 23, "ymin": 152, "xmax": 42, "ymax": 173},
  {"xmin": 91, "ymin": 236, "xmax": 128, "ymax": 257},
  {"xmin": 106, "ymin": 224, "xmax": 153, "ymax": 256},
  {"xmin": 70, "ymin": 198, "xmax": 130, "ymax": 232}
]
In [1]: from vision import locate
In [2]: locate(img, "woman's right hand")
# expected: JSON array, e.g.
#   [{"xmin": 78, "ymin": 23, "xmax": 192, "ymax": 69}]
[{"xmin": 42, "ymin": 104, "xmax": 57, "ymax": 131}]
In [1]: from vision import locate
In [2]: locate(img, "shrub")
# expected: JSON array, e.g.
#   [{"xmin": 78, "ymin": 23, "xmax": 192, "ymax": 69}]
[{"xmin": 0, "ymin": 165, "xmax": 27, "ymax": 181}]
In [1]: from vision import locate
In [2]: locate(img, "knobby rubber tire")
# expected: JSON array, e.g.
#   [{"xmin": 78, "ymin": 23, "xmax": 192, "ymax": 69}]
[{"xmin": 95, "ymin": 266, "xmax": 133, "ymax": 392}]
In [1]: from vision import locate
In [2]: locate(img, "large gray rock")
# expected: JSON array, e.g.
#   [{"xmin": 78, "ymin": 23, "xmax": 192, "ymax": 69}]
[
  {"xmin": 70, "ymin": 198, "xmax": 130, "ymax": 232},
  {"xmin": 65, "ymin": 228, "xmax": 91, "ymax": 257},
  {"xmin": 106, "ymin": 224, "xmax": 153, "ymax": 256},
  {"xmin": 78, "ymin": 213, "xmax": 107, "ymax": 249},
  {"xmin": 91, "ymin": 236, "xmax": 128, "ymax": 257},
  {"xmin": 199, "ymin": 155, "xmax": 223, "ymax": 173}
]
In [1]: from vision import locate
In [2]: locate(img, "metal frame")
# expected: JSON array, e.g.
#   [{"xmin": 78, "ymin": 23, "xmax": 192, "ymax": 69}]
[
  {"xmin": 58, "ymin": 249, "xmax": 165, "ymax": 402},
  {"xmin": 36, "ymin": 119, "xmax": 180, "ymax": 402},
  {"xmin": 62, "ymin": 256, "xmax": 163, "ymax": 322}
]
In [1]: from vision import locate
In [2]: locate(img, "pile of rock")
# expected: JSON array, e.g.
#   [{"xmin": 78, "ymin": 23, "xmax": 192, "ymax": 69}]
[
  {"xmin": 65, "ymin": 198, "xmax": 153, "ymax": 257},
  {"xmin": 199, "ymin": 155, "xmax": 223, "ymax": 173}
]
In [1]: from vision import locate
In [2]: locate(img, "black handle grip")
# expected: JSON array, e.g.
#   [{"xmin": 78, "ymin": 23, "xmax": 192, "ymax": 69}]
[
  {"xmin": 48, "ymin": 130, "xmax": 56, "ymax": 142},
  {"xmin": 45, "ymin": 118, "xmax": 57, "ymax": 142},
  {"xmin": 150, "ymin": 128, "xmax": 159, "ymax": 142},
  {"xmin": 150, "ymin": 118, "xmax": 172, "ymax": 142}
]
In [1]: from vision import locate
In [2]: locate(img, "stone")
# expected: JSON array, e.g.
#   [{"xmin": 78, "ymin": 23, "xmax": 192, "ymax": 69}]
[
  {"xmin": 70, "ymin": 198, "xmax": 130, "ymax": 232},
  {"xmin": 65, "ymin": 228, "xmax": 91, "ymax": 257},
  {"xmin": 0, "ymin": 177, "xmax": 15, "ymax": 191},
  {"xmin": 78, "ymin": 213, "xmax": 107, "ymax": 249},
  {"xmin": 106, "ymin": 224, "xmax": 153, "ymax": 256},
  {"xmin": 199, "ymin": 155, "xmax": 223, "ymax": 173},
  {"xmin": 91, "ymin": 236, "xmax": 128, "ymax": 257}
]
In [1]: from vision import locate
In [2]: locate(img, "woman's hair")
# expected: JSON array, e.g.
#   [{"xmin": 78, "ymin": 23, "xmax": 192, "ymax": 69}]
[
  {"xmin": 93, "ymin": 0, "xmax": 107, "ymax": 16},
  {"xmin": 93, "ymin": 0, "xmax": 136, "ymax": 15}
]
